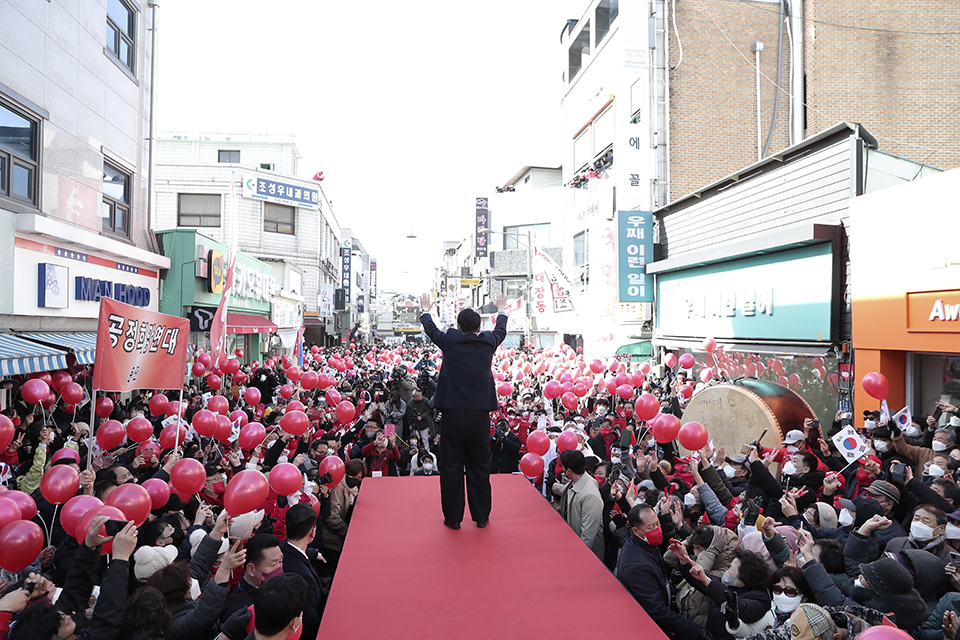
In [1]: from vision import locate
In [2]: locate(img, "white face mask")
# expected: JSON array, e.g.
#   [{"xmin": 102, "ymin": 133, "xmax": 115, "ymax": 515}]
[
  {"xmin": 773, "ymin": 592, "xmax": 803, "ymax": 614},
  {"xmin": 925, "ymin": 464, "xmax": 946, "ymax": 478},
  {"xmin": 905, "ymin": 425, "xmax": 922, "ymax": 438},
  {"xmin": 873, "ymin": 441, "xmax": 889, "ymax": 453},
  {"xmin": 838, "ymin": 509, "xmax": 855, "ymax": 527},
  {"xmin": 781, "ymin": 461, "xmax": 798, "ymax": 476},
  {"xmin": 646, "ymin": 438, "xmax": 656, "ymax": 448},
  {"xmin": 854, "ymin": 576, "xmax": 867, "ymax": 591},
  {"xmin": 946, "ymin": 522, "xmax": 960, "ymax": 540},
  {"xmin": 423, "ymin": 462, "xmax": 434, "ymax": 472},
  {"xmin": 721, "ymin": 571, "xmax": 740, "ymax": 587},
  {"xmin": 786, "ymin": 445, "xmax": 799, "ymax": 454},
  {"xmin": 722, "ymin": 464, "xmax": 736, "ymax": 479},
  {"xmin": 864, "ymin": 420, "xmax": 878, "ymax": 431},
  {"xmin": 684, "ymin": 493, "xmax": 697, "ymax": 508},
  {"xmin": 910, "ymin": 520, "xmax": 937, "ymax": 542},
  {"xmin": 596, "ymin": 407, "xmax": 607, "ymax": 416},
  {"xmin": 933, "ymin": 440, "xmax": 950, "ymax": 452}
]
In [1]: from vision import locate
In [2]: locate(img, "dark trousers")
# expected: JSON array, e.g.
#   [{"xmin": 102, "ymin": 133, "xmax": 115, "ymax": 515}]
[{"xmin": 439, "ymin": 409, "xmax": 492, "ymax": 524}]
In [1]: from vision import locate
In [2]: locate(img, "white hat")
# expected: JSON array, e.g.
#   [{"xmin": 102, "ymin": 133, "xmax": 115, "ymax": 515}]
[
  {"xmin": 782, "ymin": 429, "xmax": 805, "ymax": 445},
  {"xmin": 133, "ymin": 545, "xmax": 178, "ymax": 581},
  {"xmin": 190, "ymin": 529, "xmax": 229, "ymax": 558},
  {"xmin": 229, "ymin": 509, "xmax": 265, "ymax": 541}
]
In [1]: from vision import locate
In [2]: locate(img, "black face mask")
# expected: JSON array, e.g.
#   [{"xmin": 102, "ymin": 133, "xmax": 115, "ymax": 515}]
[
  {"xmin": 170, "ymin": 527, "xmax": 186, "ymax": 548},
  {"xmin": 345, "ymin": 476, "xmax": 361, "ymax": 489}
]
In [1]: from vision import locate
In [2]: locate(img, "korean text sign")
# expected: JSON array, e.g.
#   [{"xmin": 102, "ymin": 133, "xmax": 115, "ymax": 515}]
[
  {"xmin": 243, "ymin": 175, "xmax": 319, "ymax": 210},
  {"xmin": 341, "ymin": 240, "xmax": 352, "ymax": 304},
  {"xmin": 93, "ymin": 297, "xmax": 190, "ymax": 392},
  {"xmin": 475, "ymin": 198, "xmax": 489, "ymax": 258},
  {"xmin": 618, "ymin": 211, "xmax": 653, "ymax": 302}
]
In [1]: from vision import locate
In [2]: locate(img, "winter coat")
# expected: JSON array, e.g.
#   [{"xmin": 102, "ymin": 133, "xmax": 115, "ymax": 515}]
[
  {"xmin": 884, "ymin": 535, "xmax": 953, "ymax": 565},
  {"xmin": 557, "ymin": 473, "xmax": 604, "ymax": 561},
  {"xmin": 406, "ymin": 397, "xmax": 435, "ymax": 438},
  {"xmin": 891, "ymin": 433, "xmax": 935, "ymax": 477},
  {"xmin": 668, "ymin": 525, "xmax": 740, "ymax": 628},
  {"xmin": 58, "ymin": 542, "xmax": 128, "ymax": 640},
  {"xmin": 165, "ymin": 578, "xmax": 231, "ymax": 640},
  {"xmin": 679, "ymin": 562, "xmax": 772, "ymax": 640},
  {"xmin": 322, "ymin": 480, "xmax": 351, "ymax": 552},
  {"xmin": 920, "ymin": 592, "xmax": 960, "ymax": 640},
  {"xmin": 900, "ymin": 548, "xmax": 950, "ymax": 615}
]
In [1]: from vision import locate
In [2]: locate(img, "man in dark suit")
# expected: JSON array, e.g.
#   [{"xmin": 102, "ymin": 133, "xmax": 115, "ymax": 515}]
[
  {"xmin": 420, "ymin": 293, "xmax": 507, "ymax": 530},
  {"xmin": 281, "ymin": 504, "xmax": 325, "ymax": 640}
]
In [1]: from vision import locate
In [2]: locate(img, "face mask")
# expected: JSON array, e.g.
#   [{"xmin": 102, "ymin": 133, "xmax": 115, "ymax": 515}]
[
  {"xmin": 646, "ymin": 438, "xmax": 656, "ymax": 448},
  {"xmin": 277, "ymin": 455, "xmax": 289, "ymax": 464},
  {"xmin": 873, "ymin": 441, "xmax": 889, "ymax": 453},
  {"xmin": 423, "ymin": 462, "xmax": 434, "ymax": 472},
  {"xmin": 722, "ymin": 464, "xmax": 736, "ymax": 479},
  {"xmin": 625, "ymin": 410, "xmax": 633, "ymax": 417},
  {"xmin": 933, "ymin": 441, "xmax": 950, "ymax": 452},
  {"xmin": 864, "ymin": 420, "xmax": 878, "ymax": 431},
  {"xmin": 838, "ymin": 509, "xmax": 855, "ymax": 527},
  {"xmin": 596, "ymin": 407, "xmax": 607, "ymax": 416},
  {"xmin": 905, "ymin": 425, "xmax": 922, "ymax": 438},
  {"xmin": 684, "ymin": 493, "xmax": 697, "ymax": 508},
  {"xmin": 212, "ymin": 481, "xmax": 225, "ymax": 494},
  {"xmin": 262, "ymin": 565, "xmax": 284, "ymax": 581},
  {"xmin": 773, "ymin": 592, "xmax": 803, "ymax": 614},
  {"xmin": 786, "ymin": 445, "xmax": 799, "ymax": 454},
  {"xmin": 854, "ymin": 576, "xmax": 867, "ymax": 591},
  {"xmin": 925, "ymin": 464, "xmax": 946, "ymax": 478},
  {"xmin": 365, "ymin": 430, "xmax": 376, "ymax": 438},
  {"xmin": 345, "ymin": 476, "xmax": 361, "ymax": 489},
  {"xmin": 856, "ymin": 469, "xmax": 872, "ymax": 485},
  {"xmin": 946, "ymin": 522, "xmax": 960, "ymax": 540},
  {"xmin": 909, "ymin": 520, "xmax": 936, "ymax": 542},
  {"xmin": 642, "ymin": 525, "xmax": 663, "ymax": 546},
  {"xmin": 782, "ymin": 461, "xmax": 798, "ymax": 476},
  {"xmin": 600, "ymin": 427, "xmax": 612, "ymax": 438},
  {"xmin": 596, "ymin": 476, "xmax": 606, "ymax": 487},
  {"xmin": 721, "ymin": 570, "xmax": 740, "ymax": 587}
]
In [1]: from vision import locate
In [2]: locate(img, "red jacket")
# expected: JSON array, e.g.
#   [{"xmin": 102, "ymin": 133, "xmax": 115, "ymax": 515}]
[{"xmin": 361, "ymin": 442, "xmax": 400, "ymax": 475}]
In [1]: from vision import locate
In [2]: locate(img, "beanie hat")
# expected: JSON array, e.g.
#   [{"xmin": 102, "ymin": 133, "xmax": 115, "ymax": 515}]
[
  {"xmin": 133, "ymin": 545, "xmax": 178, "ymax": 581},
  {"xmin": 860, "ymin": 556, "xmax": 914, "ymax": 598},
  {"xmin": 190, "ymin": 529, "xmax": 229, "ymax": 558},
  {"xmin": 814, "ymin": 503, "xmax": 838, "ymax": 529}
]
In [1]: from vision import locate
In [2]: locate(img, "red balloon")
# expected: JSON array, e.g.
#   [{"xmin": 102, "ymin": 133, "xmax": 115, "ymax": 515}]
[
  {"xmin": 59, "ymin": 495, "xmax": 101, "ymax": 539},
  {"xmin": 605, "ymin": 379, "xmax": 618, "ymax": 396},
  {"xmin": 703, "ymin": 337, "xmax": 717, "ymax": 353},
  {"xmin": 207, "ymin": 395, "xmax": 229, "ymax": 416},
  {"xmin": 5, "ymin": 491, "xmax": 36, "ymax": 521},
  {"xmin": 862, "ymin": 372, "xmax": 889, "ymax": 400},
  {"xmin": 286, "ymin": 366, "xmax": 303, "ymax": 382},
  {"xmin": 235, "ymin": 348, "xmax": 245, "ymax": 358},
  {"xmin": 308, "ymin": 493, "xmax": 321, "ymax": 516},
  {"xmin": 75, "ymin": 505, "xmax": 125, "ymax": 553},
  {"xmin": 279, "ymin": 384, "xmax": 294, "ymax": 400},
  {"xmin": 589, "ymin": 359, "xmax": 604, "ymax": 374},
  {"xmin": 50, "ymin": 447, "xmax": 80, "ymax": 465},
  {"xmin": 279, "ymin": 410, "xmax": 309, "ymax": 435},
  {"xmin": 336, "ymin": 401, "xmax": 356, "ymax": 424},
  {"xmin": 616, "ymin": 384, "xmax": 634, "ymax": 400},
  {"xmin": 229, "ymin": 410, "xmax": 249, "ymax": 429},
  {"xmin": 573, "ymin": 383, "xmax": 588, "ymax": 398},
  {"xmin": 663, "ymin": 353, "xmax": 678, "ymax": 369},
  {"xmin": 0, "ymin": 415, "xmax": 14, "ymax": 451},
  {"xmin": 629, "ymin": 372, "xmax": 646, "ymax": 388},
  {"xmin": 224, "ymin": 469, "xmax": 269, "ymax": 515},
  {"xmin": 678, "ymin": 384, "xmax": 694, "ymax": 400},
  {"xmin": 678, "ymin": 354, "xmax": 696, "ymax": 369},
  {"xmin": 269, "ymin": 462, "xmax": 303, "ymax": 495},
  {"xmin": 41, "ymin": 391, "xmax": 57, "ymax": 409},
  {"xmin": 159, "ymin": 423, "xmax": 187, "ymax": 449},
  {"xmin": 325, "ymin": 389, "xmax": 342, "ymax": 406},
  {"xmin": 0, "ymin": 498, "xmax": 21, "ymax": 532},
  {"xmin": 856, "ymin": 625, "xmax": 914, "ymax": 640},
  {"xmin": 526, "ymin": 431, "xmax": 550, "ymax": 456},
  {"xmin": 654, "ymin": 414, "xmax": 682, "ymax": 443},
  {"xmin": 543, "ymin": 380, "xmax": 562, "ymax": 400},
  {"xmin": 234, "ymin": 371, "xmax": 248, "ymax": 385},
  {"xmin": 206, "ymin": 374, "xmax": 222, "ymax": 391},
  {"xmin": 142, "ymin": 478, "xmax": 171, "ymax": 510},
  {"xmin": 126, "ymin": 417, "xmax": 153, "ymax": 443},
  {"xmin": 0, "ymin": 520, "xmax": 45, "ymax": 572},
  {"xmin": 560, "ymin": 392, "xmax": 578, "ymax": 411},
  {"xmin": 214, "ymin": 415, "xmax": 233, "ymax": 442},
  {"xmin": 285, "ymin": 400, "xmax": 305, "ymax": 414},
  {"xmin": 311, "ymin": 345, "xmax": 320, "ymax": 354},
  {"xmin": 556, "ymin": 431, "xmax": 578, "ymax": 452},
  {"xmin": 222, "ymin": 358, "xmax": 241, "ymax": 375},
  {"xmin": 192, "ymin": 409, "xmax": 218, "ymax": 437},
  {"xmin": 40, "ymin": 465, "xmax": 80, "ymax": 505},
  {"xmin": 61, "ymin": 382, "xmax": 84, "ymax": 406},
  {"xmin": 197, "ymin": 352, "xmax": 212, "ymax": 368},
  {"xmin": 165, "ymin": 400, "xmax": 187, "ymax": 418},
  {"xmin": 171, "ymin": 458, "xmax": 206, "ymax": 495},
  {"xmin": 777, "ymin": 375, "xmax": 789, "ymax": 386},
  {"xmin": 300, "ymin": 370, "xmax": 319, "ymax": 390},
  {"xmin": 96, "ymin": 420, "xmax": 125, "ymax": 450},
  {"xmin": 678, "ymin": 421, "xmax": 709, "ymax": 451},
  {"xmin": 519, "ymin": 452, "xmax": 544, "ymax": 478},
  {"xmin": 238, "ymin": 423, "xmax": 267, "ymax": 450},
  {"xmin": 149, "ymin": 393, "xmax": 169, "ymax": 417},
  {"xmin": 51, "ymin": 371, "xmax": 72, "ymax": 393},
  {"xmin": 192, "ymin": 362, "xmax": 206, "ymax": 377},
  {"xmin": 318, "ymin": 456, "xmax": 345, "ymax": 488},
  {"xmin": 497, "ymin": 382, "xmax": 513, "ymax": 396},
  {"xmin": 243, "ymin": 387, "xmax": 261, "ymax": 406},
  {"xmin": 96, "ymin": 396, "xmax": 114, "ymax": 418},
  {"xmin": 21, "ymin": 379, "xmax": 50, "ymax": 405},
  {"xmin": 105, "ymin": 483, "xmax": 152, "ymax": 526}
]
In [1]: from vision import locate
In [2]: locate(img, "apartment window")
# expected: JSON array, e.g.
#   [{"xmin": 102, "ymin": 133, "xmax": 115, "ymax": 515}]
[
  {"xmin": 102, "ymin": 161, "xmax": 130, "ymax": 237},
  {"xmin": 0, "ymin": 99, "xmax": 39, "ymax": 206},
  {"xmin": 568, "ymin": 21, "xmax": 590, "ymax": 83},
  {"xmin": 177, "ymin": 194, "xmax": 221, "ymax": 227},
  {"xmin": 503, "ymin": 223, "xmax": 550, "ymax": 250},
  {"xmin": 574, "ymin": 230, "xmax": 589, "ymax": 267},
  {"xmin": 106, "ymin": 0, "xmax": 135, "ymax": 71},
  {"xmin": 218, "ymin": 150, "xmax": 240, "ymax": 163},
  {"xmin": 264, "ymin": 202, "xmax": 295, "ymax": 234},
  {"xmin": 596, "ymin": 0, "xmax": 619, "ymax": 42},
  {"xmin": 260, "ymin": 163, "xmax": 274, "ymax": 171},
  {"xmin": 505, "ymin": 280, "xmax": 525, "ymax": 300}
]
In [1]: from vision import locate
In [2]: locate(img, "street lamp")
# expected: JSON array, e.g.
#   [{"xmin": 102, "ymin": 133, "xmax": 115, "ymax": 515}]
[{"xmin": 478, "ymin": 227, "xmax": 534, "ymax": 347}]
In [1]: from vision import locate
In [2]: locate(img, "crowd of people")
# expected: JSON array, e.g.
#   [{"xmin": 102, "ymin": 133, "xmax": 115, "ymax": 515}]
[{"xmin": 0, "ymin": 338, "xmax": 958, "ymax": 640}]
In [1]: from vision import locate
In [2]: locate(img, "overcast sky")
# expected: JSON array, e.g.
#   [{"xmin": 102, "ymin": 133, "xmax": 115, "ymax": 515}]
[{"xmin": 156, "ymin": 1, "xmax": 582, "ymax": 294}]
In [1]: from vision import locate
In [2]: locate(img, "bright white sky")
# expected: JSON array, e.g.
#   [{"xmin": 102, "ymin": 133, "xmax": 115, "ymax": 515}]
[{"xmin": 156, "ymin": 1, "xmax": 581, "ymax": 294}]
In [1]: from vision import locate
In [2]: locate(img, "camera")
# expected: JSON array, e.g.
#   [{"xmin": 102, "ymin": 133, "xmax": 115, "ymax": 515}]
[{"xmin": 318, "ymin": 472, "xmax": 333, "ymax": 485}]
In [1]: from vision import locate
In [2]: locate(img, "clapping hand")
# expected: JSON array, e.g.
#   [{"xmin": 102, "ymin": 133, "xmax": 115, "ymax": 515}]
[{"xmin": 944, "ymin": 611, "xmax": 960, "ymax": 640}]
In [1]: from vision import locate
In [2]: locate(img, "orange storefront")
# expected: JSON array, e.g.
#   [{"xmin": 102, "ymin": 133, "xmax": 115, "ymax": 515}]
[{"xmin": 850, "ymin": 167, "xmax": 960, "ymax": 421}]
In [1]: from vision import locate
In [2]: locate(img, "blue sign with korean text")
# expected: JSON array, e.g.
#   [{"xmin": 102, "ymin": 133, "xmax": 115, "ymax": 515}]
[
  {"xmin": 618, "ymin": 211, "xmax": 653, "ymax": 302},
  {"xmin": 243, "ymin": 175, "xmax": 320, "ymax": 210},
  {"xmin": 341, "ymin": 240, "xmax": 352, "ymax": 304}
]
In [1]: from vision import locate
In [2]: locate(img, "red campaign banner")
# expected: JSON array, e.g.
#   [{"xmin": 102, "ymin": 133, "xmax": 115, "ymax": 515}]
[{"xmin": 92, "ymin": 297, "xmax": 190, "ymax": 392}]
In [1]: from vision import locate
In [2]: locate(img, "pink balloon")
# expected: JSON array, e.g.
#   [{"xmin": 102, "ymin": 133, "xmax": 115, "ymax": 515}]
[
  {"xmin": 543, "ymin": 380, "xmax": 562, "ymax": 400},
  {"xmin": 300, "ymin": 370, "xmax": 319, "ymax": 390},
  {"xmin": 75, "ymin": 505, "xmax": 125, "ymax": 553},
  {"xmin": 663, "ymin": 353, "xmax": 678, "ymax": 369},
  {"xmin": 238, "ymin": 422, "xmax": 267, "ymax": 450},
  {"xmin": 96, "ymin": 420, "xmax": 125, "ymax": 450},
  {"xmin": 678, "ymin": 354, "xmax": 695, "ymax": 369},
  {"xmin": 635, "ymin": 393, "xmax": 660, "ymax": 421},
  {"xmin": 862, "ymin": 372, "xmax": 889, "ymax": 400},
  {"xmin": 269, "ymin": 463, "xmax": 302, "ymax": 495},
  {"xmin": 61, "ymin": 382, "xmax": 84, "ymax": 406},
  {"xmin": 171, "ymin": 459, "xmax": 206, "ymax": 496},
  {"xmin": 336, "ymin": 401, "xmax": 356, "ymax": 424},
  {"xmin": 654, "ymin": 414, "xmax": 681, "ymax": 443},
  {"xmin": 616, "ymin": 384, "xmax": 634, "ymax": 400},
  {"xmin": 678, "ymin": 421, "xmax": 708, "ymax": 451},
  {"xmin": 192, "ymin": 409, "xmax": 218, "ymax": 437},
  {"xmin": 207, "ymin": 395, "xmax": 229, "ymax": 416},
  {"xmin": 279, "ymin": 410, "xmax": 309, "ymax": 435},
  {"xmin": 0, "ymin": 416, "xmax": 13, "ymax": 451},
  {"xmin": 560, "ymin": 392, "xmax": 578, "ymax": 411},
  {"xmin": 526, "ymin": 431, "xmax": 549, "ymax": 456},
  {"xmin": 556, "ymin": 431, "xmax": 578, "ymax": 452},
  {"xmin": 229, "ymin": 410, "xmax": 249, "ymax": 429},
  {"xmin": 206, "ymin": 374, "xmax": 222, "ymax": 391},
  {"xmin": 0, "ymin": 520, "xmax": 45, "ymax": 572},
  {"xmin": 224, "ymin": 469, "xmax": 269, "ymax": 515},
  {"xmin": 105, "ymin": 483, "xmax": 152, "ymax": 526},
  {"xmin": 519, "ymin": 452, "xmax": 544, "ymax": 478},
  {"xmin": 5, "ymin": 491, "xmax": 36, "ymax": 521},
  {"xmin": 589, "ymin": 359, "xmax": 604, "ymax": 374},
  {"xmin": 126, "ymin": 417, "xmax": 153, "ymax": 443},
  {"xmin": 703, "ymin": 337, "xmax": 717, "ymax": 354},
  {"xmin": 142, "ymin": 478, "xmax": 171, "ymax": 510},
  {"xmin": 279, "ymin": 384, "xmax": 294, "ymax": 400},
  {"xmin": 59, "ymin": 495, "xmax": 101, "ymax": 539},
  {"xmin": 0, "ymin": 498, "xmax": 20, "ymax": 532},
  {"xmin": 497, "ymin": 382, "xmax": 514, "ymax": 396},
  {"xmin": 40, "ymin": 465, "xmax": 80, "ymax": 505},
  {"xmin": 700, "ymin": 368, "xmax": 714, "ymax": 383},
  {"xmin": 243, "ymin": 387, "xmax": 262, "ymax": 406},
  {"xmin": 318, "ymin": 456, "xmax": 346, "ymax": 488},
  {"xmin": 21, "ymin": 379, "xmax": 50, "ymax": 405},
  {"xmin": 573, "ymin": 383, "xmax": 588, "ymax": 398}
]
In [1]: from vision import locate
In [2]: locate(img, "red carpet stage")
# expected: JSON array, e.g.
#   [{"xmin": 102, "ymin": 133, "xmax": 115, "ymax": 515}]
[{"xmin": 318, "ymin": 474, "xmax": 669, "ymax": 640}]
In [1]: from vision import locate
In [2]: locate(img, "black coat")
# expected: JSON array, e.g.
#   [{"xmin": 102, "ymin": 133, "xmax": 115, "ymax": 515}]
[
  {"xmin": 490, "ymin": 431, "xmax": 521, "ymax": 473},
  {"xmin": 281, "ymin": 541, "xmax": 324, "ymax": 640}
]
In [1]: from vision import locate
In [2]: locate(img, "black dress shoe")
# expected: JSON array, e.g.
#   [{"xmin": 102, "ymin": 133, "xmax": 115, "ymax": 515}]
[
  {"xmin": 476, "ymin": 521, "xmax": 488, "ymax": 528},
  {"xmin": 443, "ymin": 521, "xmax": 461, "ymax": 530}
]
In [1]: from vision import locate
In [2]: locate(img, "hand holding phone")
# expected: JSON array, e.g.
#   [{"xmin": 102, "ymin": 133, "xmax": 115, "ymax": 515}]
[{"xmin": 104, "ymin": 519, "xmax": 130, "ymax": 537}]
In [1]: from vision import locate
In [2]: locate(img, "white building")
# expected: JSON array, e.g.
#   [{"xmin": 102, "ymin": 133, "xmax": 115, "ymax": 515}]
[{"xmin": 153, "ymin": 133, "xmax": 343, "ymax": 346}]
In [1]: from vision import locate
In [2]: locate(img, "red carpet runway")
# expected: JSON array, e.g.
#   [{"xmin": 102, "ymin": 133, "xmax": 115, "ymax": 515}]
[{"xmin": 317, "ymin": 474, "xmax": 669, "ymax": 640}]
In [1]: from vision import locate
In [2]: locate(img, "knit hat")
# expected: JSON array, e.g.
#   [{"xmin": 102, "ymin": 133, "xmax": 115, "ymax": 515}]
[
  {"xmin": 790, "ymin": 603, "xmax": 835, "ymax": 640},
  {"xmin": 189, "ymin": 529, "xmax": 229, "ymax": 558},
  {"xmin": 133, "ymin": 545, "xmax": 178, "ymax": 581},
  {"xmin": 813, "ymin": 502, "xmax": 838, "ymax": 529},
  {"xmin": 863, "ymin": 480, "xmax": 901, "ymax": 504},
  {"xmin": 860, "ymin": 556, "xmax": 915, "ymax": 598}
]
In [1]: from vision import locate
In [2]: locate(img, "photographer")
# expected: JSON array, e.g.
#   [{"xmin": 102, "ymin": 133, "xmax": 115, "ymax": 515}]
[
  {"xmin": 490, "ymin": 419, "xmax": 521, "ymax": 474},
  {"xmin": 406, "ymin": 389, "xmax": 435, "ymax": 450}
]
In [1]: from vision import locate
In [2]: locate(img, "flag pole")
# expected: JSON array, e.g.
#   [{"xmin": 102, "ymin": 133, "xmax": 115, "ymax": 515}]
[
  {"xmin": 87, "ymin": 389, "xmax": 97, "ymax": 470},
  {"xmin": 174, "ymin": 386, "xmax": 185, "ymax": 453}
]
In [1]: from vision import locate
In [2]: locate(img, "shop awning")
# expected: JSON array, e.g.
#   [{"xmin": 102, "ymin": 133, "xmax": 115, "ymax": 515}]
[
  {"xmin": 616, "ymin": 341, "xmax": 653, "ymax": 358},
  {"xmin": 18, "ymin": 332, "xmax": 98, "ymax": 365},
  {"xmin": 653, "ymin": 336, "xmax": 833, "ymax": 357},
  {"xmin": 0, "ymin": 334, "xmax": 69, "ymax": 376},
  {"xmin": 227, "ymin": 313, "xmax": 278, "ymax": 335},
  {"xmin": 303, "ymin": 317, "xmax": 325, "ymax": 326}
]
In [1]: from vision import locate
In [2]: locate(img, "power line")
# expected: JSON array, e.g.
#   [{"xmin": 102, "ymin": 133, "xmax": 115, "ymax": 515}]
[{"xmin": 729, "ymin": 0, "xmax": 960, "ymax": 36}]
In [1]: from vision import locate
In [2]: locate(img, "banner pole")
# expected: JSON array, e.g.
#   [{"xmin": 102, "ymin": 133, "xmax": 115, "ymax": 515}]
[
  {"xmin": 174, "ymin": 386, "xmax": 185, "ymax": 453},
  {"xmin": 87, "ymin": 389, "xmax": 97, "ymax": 470}
]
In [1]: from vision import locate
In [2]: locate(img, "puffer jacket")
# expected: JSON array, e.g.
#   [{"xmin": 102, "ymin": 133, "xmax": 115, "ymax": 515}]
[
  {"xmin": 668, "ymin": 526, "xmax": 741, "ymax": 628},
  {"xmin": 921, "ymin": 592, "xmax": 960, "ymax": 640}
]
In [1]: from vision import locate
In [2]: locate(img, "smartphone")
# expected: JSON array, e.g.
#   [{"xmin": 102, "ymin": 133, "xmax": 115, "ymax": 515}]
[
  {"xmin": 950, "ymin": 551, "xmax": 960, "ymax": 566},
  {"xmin": 619, "ymin": 430, "xmax": 632, "ymax": 449},
  {"xmin": 104, "ymin": 519, "xmax": 130, "ymax": 536},
  {"xmin": 741, "ymin": 443, "xmax": 752, "ymax": 455},
  {"xmin": 890, "ymin": 461, "xmax": 905, "ymax": 483},
  {"xmin": 384, "ymin": 424, "xmax": 396, "ymax": 437},
  {"xmin": 811, "ymin": 420, "xmax": 820, "ymax": 432},
  {"xmin": 933, "ymin": 406, "xmax": 944, "ymax": 421}
]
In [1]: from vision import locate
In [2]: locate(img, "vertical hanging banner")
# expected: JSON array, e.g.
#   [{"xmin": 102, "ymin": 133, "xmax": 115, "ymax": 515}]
[
  {"xmin": 369, "ymin": 259, "xmax": 377, "ymax": 298},
  {"xmin": 475, "ymin": 198, "xmax": 489, "ymax": 258},
  {"xmin": 319, "ymin": 283, "xmax": 334, "ymax": 317},
  {"xmin": 93, "ymin": 297, "xmax": 190, "ymax": 392},
  {"xmin": 341, "ymin": 239, "xmax": 352, "ymax": 304},
  {"xmin": 532, "ymin": 247, "xmax": 578, "ymax": 312},
  {"xmin": 618, "ymin": 211, "xmax": 653, "ymax": 302}
]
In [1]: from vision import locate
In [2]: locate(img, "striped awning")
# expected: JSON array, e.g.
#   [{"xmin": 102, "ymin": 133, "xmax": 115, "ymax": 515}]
[
  {"xmin": 0, "ymin": 334, "xmax": 69, "ymax": 376},
  {"xmin": 19, "ymin": 333, "xmax": 98, "ymax": 366}
]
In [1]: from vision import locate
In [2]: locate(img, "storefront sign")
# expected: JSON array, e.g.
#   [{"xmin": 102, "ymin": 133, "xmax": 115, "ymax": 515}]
[
  {"xmin": 341, "ymin": 240, "xmax": 352, "ymax": 304},
  {"xmin": 319, "ymin": 283, "xmax": 334, "ymax": 317},
  {"xmin": 369, "ymin": 259, "xmax": 377, "ymax": 298},
  {"xmin": 907, "ymin": 290, "xmax": 960, "ymax": 332},
  {"xmin": 272, "ymin": 298, "xmax": 300, "ymax": 328},
  {"xmin": 656, "ymin": 243, "xmax": 834, "ymax": 341},
  {"xmin": 189, "ymin": 307, "xmax": 216, "ymax": 332},
  {"xmin": 243, "ymin": 175, "xmax": 319, "ymax": 210},
  {"xmin": 618, "ymin": 211, "xmax": 653, "ymax": 302},
  {"xmin": 233, "ymin": 263, "xmax": 274, "ymax": 303},
  {"xmin": 207, "ymin": 249, "xmax": 225, "ymax": 294},
  {"xmin": 76, "ymin": 276, "xmax": 151, "ymax": 307},
  {"xmin": 475, "ymin": 198, "xmax": 489, "ymax": 258},
  {"xmin": 37, "ymin": 264, "xmax": 69, "ymax": 308}
]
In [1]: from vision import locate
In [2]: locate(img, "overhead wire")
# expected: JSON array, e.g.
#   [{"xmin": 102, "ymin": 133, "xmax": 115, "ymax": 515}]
[{"xmin": 728, "ymin": 0, "xmax": 960, "ymax": 36}]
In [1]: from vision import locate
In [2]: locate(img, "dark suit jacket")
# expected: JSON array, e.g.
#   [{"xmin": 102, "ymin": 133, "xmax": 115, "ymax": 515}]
[
  {"xmin": 420, "ymin": 312, "xmax": 507, "ymax": 411},
  {"xmin": 281, "ymin": 541, "xmax": 322, "ymax": 639}
]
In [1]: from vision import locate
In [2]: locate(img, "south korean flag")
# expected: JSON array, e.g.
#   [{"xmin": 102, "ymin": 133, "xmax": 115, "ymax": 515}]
[{"xmin": 831, "ymin": 426, "xmax": 869, "ymax": 464}]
